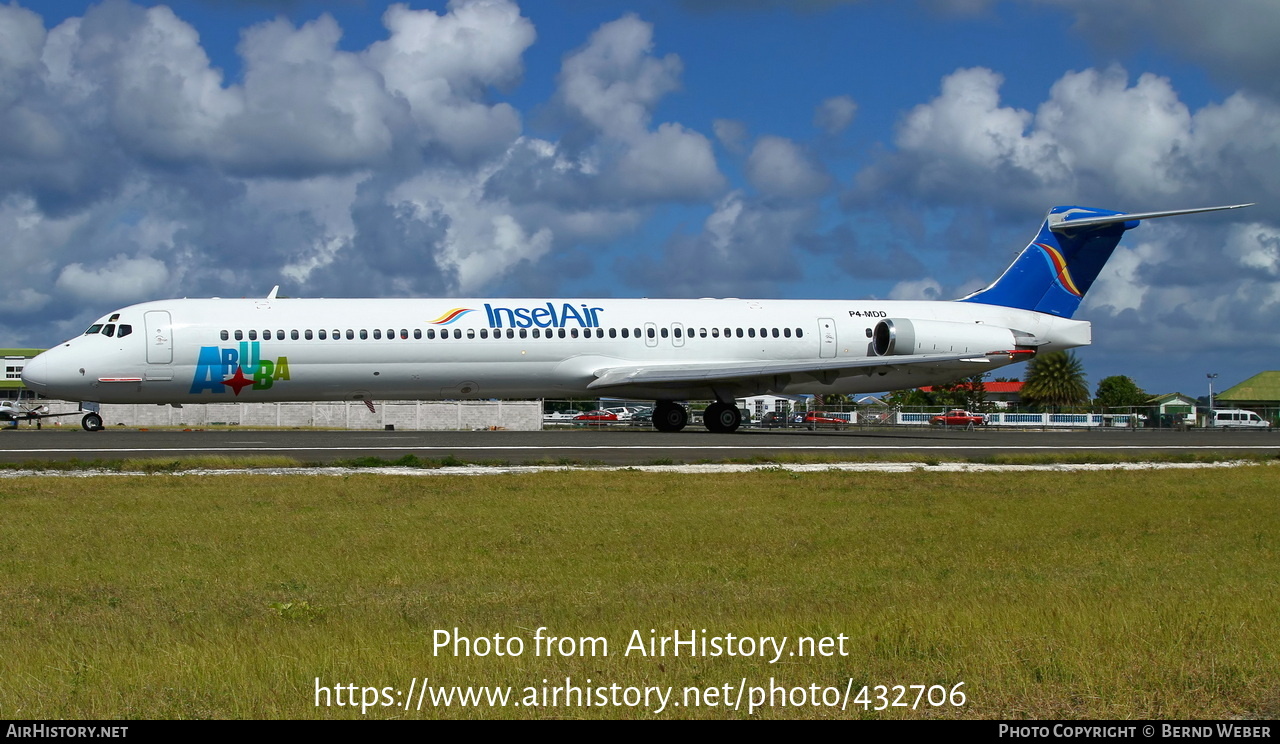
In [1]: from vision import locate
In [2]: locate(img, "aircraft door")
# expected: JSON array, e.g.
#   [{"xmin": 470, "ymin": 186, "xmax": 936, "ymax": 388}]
[
  {"xmin": 145, "ymin": 311, "xmax": 173, "ymax": 364},
  {"xmin": 818, "ymin": 317, "xmax": 836, "ymax": 359}
]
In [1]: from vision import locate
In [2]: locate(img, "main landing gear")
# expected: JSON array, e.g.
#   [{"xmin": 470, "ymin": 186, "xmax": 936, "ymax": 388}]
[
  {"xmin": 653, "ymin": 401, "xmax": 688, "ymax": 432},
  {"xmin": 651, "ymin": 400, "xmax": 744, "ymax": 433},
  {"xmin": 702, "ymin": 401, "xmax": 742, "ymax": 433}
]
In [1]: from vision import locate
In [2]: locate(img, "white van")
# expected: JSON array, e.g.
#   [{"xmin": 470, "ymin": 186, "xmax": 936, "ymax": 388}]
[{"xmin": 1208, "ymin": 409, "xmax": 1270, "ymax": 428}]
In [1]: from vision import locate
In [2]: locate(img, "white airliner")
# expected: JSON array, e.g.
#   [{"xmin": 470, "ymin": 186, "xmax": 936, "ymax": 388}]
[{"xmin": 21, "ymin": 203, "xmax": 1251, "ymax": 433}]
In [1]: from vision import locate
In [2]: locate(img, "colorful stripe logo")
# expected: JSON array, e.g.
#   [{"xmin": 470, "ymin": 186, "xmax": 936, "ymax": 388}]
[
  {"xmin": 429, "ymin": 308, "xmax": 475, "ymax": 325},
  {"xmin": 1037, "ymin": 243, "xmax": 1082, "ymax": 297}
]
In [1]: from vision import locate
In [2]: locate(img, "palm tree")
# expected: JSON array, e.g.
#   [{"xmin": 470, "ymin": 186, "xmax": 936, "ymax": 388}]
[{"xmin": 1021, "ymin": 351, "xmax": 1089, "ymax": 410}]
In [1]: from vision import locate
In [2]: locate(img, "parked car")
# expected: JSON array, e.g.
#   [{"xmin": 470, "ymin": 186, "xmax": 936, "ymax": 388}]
[
  {"xmin": 930, "ymin": 409, "xmax": 987, "ymax": 427},
  {"xmin": 603, "ymin": 406, "xmax": 640, "ymax": 421},
  {"xmin": 573, "ymin": 410, "xmax": 619, "ymax": 425},
  {"xmin": 801, "ymin": 411, "xmax": 851, "ymax": 430},
  {"xmin": 542, "ymin": 409, "xmax": 582, "ymax": 423},
  {"xmin": 761, "ymin": 411, "xmax": 789, "ymax": 428},
  {"xmin": 629, "ymin": 407, "xmax": 654, "ymax": 426}
]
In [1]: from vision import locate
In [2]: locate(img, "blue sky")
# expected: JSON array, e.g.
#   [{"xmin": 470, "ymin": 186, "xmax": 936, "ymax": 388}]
[{"xmin": 4, "ymin": 0, "xmax": 1280, "ymax": 399}]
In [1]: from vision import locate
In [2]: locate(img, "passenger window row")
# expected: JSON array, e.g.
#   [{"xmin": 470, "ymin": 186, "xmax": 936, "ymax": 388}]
[{"xmin": 215, "ymin": 327, "xmax": 807, "ymax": 342}]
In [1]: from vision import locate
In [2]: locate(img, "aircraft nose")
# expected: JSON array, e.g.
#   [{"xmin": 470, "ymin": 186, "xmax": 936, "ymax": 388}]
[{"xmin": 21, "ymin": 355, "xmax": 47, "ymax": 389}]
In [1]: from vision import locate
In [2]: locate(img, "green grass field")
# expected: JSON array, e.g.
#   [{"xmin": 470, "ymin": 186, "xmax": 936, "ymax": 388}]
[{"xmin": 1, "ymin": 467, "xmax": 1277, "ymax": 719}]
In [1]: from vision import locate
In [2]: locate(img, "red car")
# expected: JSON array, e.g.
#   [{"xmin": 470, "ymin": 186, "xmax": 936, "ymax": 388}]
[
  {"xmin": 930, "ymin": 409, "xmax": 987, "ymax": 427},
  {"xmin": 801, "ymin": 411, "xmax": 850, "ymax": 429},
  {"xmin": 573, "ymin": 410, "xmax": 619, "ymax": 425}
]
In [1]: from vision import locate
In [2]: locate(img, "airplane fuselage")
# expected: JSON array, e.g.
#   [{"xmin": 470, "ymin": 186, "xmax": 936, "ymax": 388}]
[{"xmin": 22, "ymin": 296, "xmax": 1088, "ymax": 405}]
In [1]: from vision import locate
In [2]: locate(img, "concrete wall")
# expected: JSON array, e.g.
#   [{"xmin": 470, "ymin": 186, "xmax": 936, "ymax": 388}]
[{"xmin": 35, "ymin": 400, "xmax": 543, "ymax": 431}]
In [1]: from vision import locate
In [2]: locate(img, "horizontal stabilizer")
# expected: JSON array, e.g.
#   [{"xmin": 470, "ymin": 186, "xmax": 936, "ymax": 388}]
[{"xmin": 1050, "ymin": 203, "xmax": 1254, "ymax": 231}]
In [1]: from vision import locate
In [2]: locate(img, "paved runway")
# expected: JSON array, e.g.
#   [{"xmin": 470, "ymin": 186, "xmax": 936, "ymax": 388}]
[{"xmin": 2, "ymin": 427, "xmax": 1277, "ymax": 466}]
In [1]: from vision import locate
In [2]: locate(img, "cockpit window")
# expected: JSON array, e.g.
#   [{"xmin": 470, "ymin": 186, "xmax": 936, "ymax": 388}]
[{"xmin": 85, "ymin": 324, "xmax": 103, "ymax": 335}]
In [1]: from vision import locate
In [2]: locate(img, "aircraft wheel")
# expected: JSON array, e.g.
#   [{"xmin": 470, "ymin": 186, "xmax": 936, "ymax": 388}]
[
  {"xmin": 652, "ymin": 402, "xmax": 688, "ymax": 432},
  {"xmin": 81, "ymin": 413, "xmax": 104, "ymax": 432},
  {"xmin": 703, "ymin": 402, "xmax": 742, "ymax": 433}
]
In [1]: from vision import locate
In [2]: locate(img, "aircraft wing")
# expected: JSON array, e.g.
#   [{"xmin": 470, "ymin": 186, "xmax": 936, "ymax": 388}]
[{"xmin": 587, "ymin": 350, "xmax": 1022, "ymax": 391}]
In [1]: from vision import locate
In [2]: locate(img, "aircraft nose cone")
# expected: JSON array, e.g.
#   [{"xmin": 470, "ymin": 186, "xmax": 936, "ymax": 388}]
[{"xmin": 21, "ymin": 355, "xmax": 47, "ymax": 389}]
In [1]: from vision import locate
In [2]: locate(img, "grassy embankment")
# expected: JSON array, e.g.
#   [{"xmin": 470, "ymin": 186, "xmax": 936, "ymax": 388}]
[{"xmin": 0, "ymin": 467, "xmax": 1276, "ymax": 719}]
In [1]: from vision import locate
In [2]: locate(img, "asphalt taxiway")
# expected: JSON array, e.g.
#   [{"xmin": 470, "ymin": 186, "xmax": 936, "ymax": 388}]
[{"xmin": 1, "ymin": 427, "xmax": 1276, "ymax": 466}]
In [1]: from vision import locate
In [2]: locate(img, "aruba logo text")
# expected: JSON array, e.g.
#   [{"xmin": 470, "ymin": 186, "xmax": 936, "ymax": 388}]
[{"xmin": 190, "ymin": 341, "xmax": 291, "ymax": 395}]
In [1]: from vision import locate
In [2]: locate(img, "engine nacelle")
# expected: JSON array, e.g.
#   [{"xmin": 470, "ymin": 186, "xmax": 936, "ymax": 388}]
[{"xmin": 872, "ymin": 318, "xmax": 1024, "ymax": 356}]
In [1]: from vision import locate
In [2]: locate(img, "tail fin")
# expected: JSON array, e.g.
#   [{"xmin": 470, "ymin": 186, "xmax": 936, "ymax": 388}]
[{"xmin": 959, "ymin": 203, "xmax": 1254, "ymax": 318}]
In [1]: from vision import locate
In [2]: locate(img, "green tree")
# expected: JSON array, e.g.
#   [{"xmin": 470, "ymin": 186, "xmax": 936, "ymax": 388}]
[
  {"xmin": 1094, "ymin": 375, "xmax": 1148, "ymax": 409},
  {"xmin": 1021, "ymin": 351, "xmax": 1089, "ymax": 410}
]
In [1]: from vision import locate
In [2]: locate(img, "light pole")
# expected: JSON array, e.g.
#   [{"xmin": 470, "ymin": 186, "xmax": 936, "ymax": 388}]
[{"xmin": 1207, "ymin": 373, "xmax": 1218, "ymax": 423}]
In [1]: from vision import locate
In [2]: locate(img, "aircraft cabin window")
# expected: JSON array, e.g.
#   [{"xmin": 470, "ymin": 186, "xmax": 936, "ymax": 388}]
[
  {"xmin": 373, "ymin": 329, "xmax": 382, "ymax": 340},
  {"xmin": 275, "ymin": 330, "xmax": 283, "ymax": 340},
  {"xmin": 771, "ymin": 328, "xmax": 779, "ymax": 338},
  {"xmin": 303, "ymin": 330, "xmax": 311, "ymax": 340},
  {"xmin": 317, "ymin": 330, "xmax": 325, "ymax": 340},
  {"xmin": 724, "ymin": 327, "xmax": 731, "ymax": 337},
  {"xmin": 291, "ymin": 330, "xmax": 299, "ymax": 340},
  {"xmin": 784, "ymin": 328, "xmax": 792, "ymax": 338},
  {"xmin": 621, "ymin": 328, "xmax": 629, "ymax": 338},
  {"xmin": 700, "ymin": 328, "xmax": 707, "ymax": 338},
  {"xmin": 569, "ymin": 328, "xmax": 578, "ymax": 338},
  {"xmin": 413, "ymin": 329, "xmax": 421, "ymax": 339},
  {"xmin": 346, "ymin": 330, "xmax": 354, "ymax": 340},
  {"xmin": 235, "ymin": 330, "xmax": 243, "ymax": 341},
  {"xmin": 263, "ymin": 330, "xmax": 271, "ymax": 340},
  {"xmin": 118, "ymin": 325, "xmax": 132, "ymax": 338},
  {"xmin": 453, "ymin": 329, "xmax": 462, "ymax": 339},
  {"xmin": 467, "ymin": 329, "xmax": 476, "ymax": 339},
  {"xmin": 427, "ymin": 329, "xmax": 436, "ymax": 339},
  {"xmin": 558, "ymin": 329, "xmax": 566, "ymax": 339},
  {"xmin": 220, "ymin": 330, "xmax": 229, "ymax": 341},
  {"xmin": 249, "ymin": 330, "xmax": 258, "ymax": 340},
  {"xmin": 387, "ymin": 329, "xmax": 394, "ymax": 339},
  {"xmin": 518, "ymin": 329, "xmax": 527, "ymax": 339},
  {"xmin": 711, "ymin": 328, "xmax": 719, "ymax": 338},
  {"xmin": 646, "ymin": 328, "xmax": 655, "ymax": 339},
  {"xmin": 401, "ymin": 329, "xmax": 408, "ymax": 339},
  {"xmin": 102, "ymin": 324, "xmax": 115, "ymax": 337},
  {"xmin": 609, "ymin": 328, "xmax": 617, "ymax": 338},
  {"xmin": 735, "ymin": 328, "xmax": 743, "ymax": 338},
  {"xmin": 796, "ymin": 328, "xmax": 803, "ymax": 338},
  {"xmin": 747, "ymin": 328, "xmax": 755, "ymax": 338},
  {"xmin": 360, "ymin": 330, "xmax": 369, "ymax": 340}
]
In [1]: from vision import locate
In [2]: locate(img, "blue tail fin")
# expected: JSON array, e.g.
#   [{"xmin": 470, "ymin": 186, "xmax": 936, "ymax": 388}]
[{"xmin": 959, "ymin": 203, "xmax": 1254, "ymax": 318}]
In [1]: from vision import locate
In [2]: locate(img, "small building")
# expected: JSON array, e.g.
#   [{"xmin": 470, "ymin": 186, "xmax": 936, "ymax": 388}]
[
  {"xmin": 1, "ymin": 349, "xmax": 44, "ymax": 400},
  {"xmin": 1215, "ymin": 372, "xmax": 1280, "ymax": 411}
]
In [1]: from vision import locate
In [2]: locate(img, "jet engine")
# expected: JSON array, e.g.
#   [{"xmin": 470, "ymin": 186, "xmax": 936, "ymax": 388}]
[{"xmin": 872, "ymin": 318, "xmax": 1030, "ymax": 356}]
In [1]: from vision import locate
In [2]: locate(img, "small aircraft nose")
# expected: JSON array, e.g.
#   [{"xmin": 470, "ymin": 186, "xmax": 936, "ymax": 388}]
[{"xmin": 21, "ymin": 355, "xmax": 47, "ymax": 389}]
